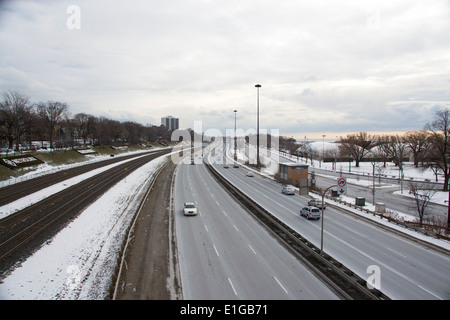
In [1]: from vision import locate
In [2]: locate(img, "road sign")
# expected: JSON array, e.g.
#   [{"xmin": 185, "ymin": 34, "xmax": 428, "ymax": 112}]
[{"xmin": 337, "ymin": 177, "xmax": 347, "ymax": 195}]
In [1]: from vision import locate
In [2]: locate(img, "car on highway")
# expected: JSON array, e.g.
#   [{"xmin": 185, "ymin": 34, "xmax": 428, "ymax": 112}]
[
  {"xmin": 282, "ymin": 185, "xmax": 295, "ymax": 195},
  {"xmin": 246, "ymin": 171, "xmax": 254, "ymax": 177},
  {"xmin": 308, "ymin": 199, "xmax": 326, "ymax": 209},
  {"xmin": 300, "ymin": 206, "xmax": 321, "ymax": 220},
  {"xmin": 233, "ymin": 162, "xmax": 239, "ymax": 168},
  {"xmin": 183, "ymin": 202, "xmax": 198, "ymax": 216},
  {"xmin": 223, "ymin": 164, "xmax": 229, "ymax": 168}
]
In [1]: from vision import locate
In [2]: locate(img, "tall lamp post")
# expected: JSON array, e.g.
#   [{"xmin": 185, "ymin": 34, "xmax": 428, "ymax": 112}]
[
  {"xmin": 255, "ymin": 84, "xmax": 261, "ymax": 168},
  {"xmin": 234, "ymin": 109, "xmax": 237, "ymax": 160},
  {"xmin": 321, "ymin": 134, "xmax": 326, "ymax": 168}
]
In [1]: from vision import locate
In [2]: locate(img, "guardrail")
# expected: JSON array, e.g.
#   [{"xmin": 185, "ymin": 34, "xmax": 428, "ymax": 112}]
[{"xmin": 205, "ymin": 160, "xmax": 390, "ymax": 300}]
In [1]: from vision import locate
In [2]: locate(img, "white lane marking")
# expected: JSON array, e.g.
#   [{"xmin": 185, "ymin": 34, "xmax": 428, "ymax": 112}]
[
  {"xmin": 222, "ymin": 210, "xmax": 228, "ymax": 216},
  {"xmin": 387, "ymin": 247, "xmax": 407, "ymax": 258},
  {"xmin": 248, "ymin": 244, "xmax": 257, "ymax": 255},
  {"xmin": 204, "ymin": 225, "xmax": 209, "ymax": 232},
  {"xmin": 228, "ymin": 278, "xmax": 238, "ymax": 296},
  {"xmin": 417, "ymin": 285, "xmax": 443, "ymax": 300},
  {"xmin": 273, "ymin": 276, "xmax": 289, "ymax": 295},
  {"xmin": 233, "ymin": 224, "xmax": 239, "ymax": 232},
  {"xmin": 213, "ymin": 245, "xmax": 220, "ymax": 257}
]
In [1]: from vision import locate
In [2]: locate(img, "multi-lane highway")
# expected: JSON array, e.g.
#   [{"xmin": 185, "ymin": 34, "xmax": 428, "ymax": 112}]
[
  {"xmin": 174, "ymin": 150, "xmax": 339, "ymax": 300},
  {"xmin": 203, "ymin": 151, "xmax": 450, "ymax": 300},
  {"xmin": 176, "ymin": 148, "xmax": 450, "ymax": 299}
]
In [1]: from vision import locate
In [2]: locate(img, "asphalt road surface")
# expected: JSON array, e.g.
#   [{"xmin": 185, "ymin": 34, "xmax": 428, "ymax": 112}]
[
  {"xmin": 174, "ymin": 152, "xmax": 339, "ymax": 300},
  {"xmin": 213, "ymin": 155, "xmax": 450, "ymax": 300}
]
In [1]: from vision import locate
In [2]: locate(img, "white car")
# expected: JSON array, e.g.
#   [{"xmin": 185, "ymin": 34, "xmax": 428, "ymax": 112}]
[
  {"xmin": 183, "ymin": 202, "xmax": 198, "ymax": 216},
  {"xmin": 246, "ymin": 171, "xmax": 254, "ymax": 177},
  {"xmin": 300, "ymin": 206, "xmax": 321, "ymax": 220},
  {"xmin": 282, "ymin": 185, "xmax": 295, "ymax": 195}
]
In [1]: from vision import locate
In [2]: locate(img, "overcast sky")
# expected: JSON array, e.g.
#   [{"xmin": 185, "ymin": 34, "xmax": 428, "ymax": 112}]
[{"xmin": 1, "ymin": 0, "xmax": 449, "ymax": 139}]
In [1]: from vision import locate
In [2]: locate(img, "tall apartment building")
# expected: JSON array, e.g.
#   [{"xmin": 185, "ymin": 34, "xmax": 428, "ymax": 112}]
[{"xmin": 161, "ymin": 116, "xmax": 179, "ymax": 131}]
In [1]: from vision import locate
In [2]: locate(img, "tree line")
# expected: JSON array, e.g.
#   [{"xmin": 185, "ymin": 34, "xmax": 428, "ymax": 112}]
[
  {"xmin": 0, "ymin": 90, "xmax": 173, "ymax": 151},
  {"xmin": 336, "ymin": 109, "xmax": 450, "ymax": 192}
]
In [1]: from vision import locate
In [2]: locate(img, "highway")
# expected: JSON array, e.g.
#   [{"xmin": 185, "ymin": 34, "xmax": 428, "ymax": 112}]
[
  {"xmin": 207, "ymin": 150, "xmax": 450, "ymax": 300},
  {"xmin": 276, "ymin": 152, "xmax": 447, "ymax": 221},
  {"xmin": 174, "ymin": 150, "xmax": 339, "ymax": 300}
]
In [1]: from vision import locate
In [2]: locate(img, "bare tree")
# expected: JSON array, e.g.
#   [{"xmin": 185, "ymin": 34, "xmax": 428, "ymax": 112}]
[
  {"xmin": 36, "ymin": 101, "xmax": 68, "ymax": 149},
  {"xmin": 96, "ymin": 116, "xmax": 114, "ymax": 145},
  {"xmin": 338, "ymin": 132, "xmax": 376, "ymax": 167},
  {"xmin": 63, "ymin": 116, "xmax": 77, "ymax": 148},
  {"xmin": 424, "ymin": 108, "xmax": 450, "ymax": 191},
  {"xmin": 408, "ymin": 182, "xmax": 438, "ymax": 227},
  {"xmin": 123, "ymin": 121, "xmax": 145, "ymax": 144},
  {"xmin": 73, "ymin": 113, "xmax": 92, "ymax": 146},
  {"xmin": 424, "ymin": 108, "xmax": 450, "ymax": 232},
  {"xmin": 0, "ymin": 90, "xmax": 35, "ymax": 150},
  {"xmin": 404, "ymin": 130, "xmax": 430, "ymax": 168},
  {"xmin": 377, "ymin": 134, "xmax": 408, "ymax": 171}
]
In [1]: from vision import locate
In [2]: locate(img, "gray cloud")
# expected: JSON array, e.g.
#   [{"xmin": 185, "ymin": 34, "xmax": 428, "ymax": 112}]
[{"xmin": 0, "ymin": 0, "xmax": 449, "ymax": 137}]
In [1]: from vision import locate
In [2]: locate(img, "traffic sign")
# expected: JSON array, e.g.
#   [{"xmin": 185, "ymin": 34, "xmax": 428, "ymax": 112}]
[{"xmin": 337, "ymin": 177, "xmax": 347, "ymax": 195}]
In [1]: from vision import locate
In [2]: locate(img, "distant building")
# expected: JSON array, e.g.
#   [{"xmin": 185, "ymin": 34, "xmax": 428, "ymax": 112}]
[{"xmin": 161, "ymin": 116, "xmax": 179, "ymax": 131}]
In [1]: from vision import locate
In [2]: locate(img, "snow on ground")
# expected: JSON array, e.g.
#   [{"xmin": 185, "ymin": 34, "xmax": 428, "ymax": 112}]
[
  {"xmin": 1, "ymin": 143, "xmax": 449, "ymax": 299},
  {"xmin": 0, "ymin": 153, "xmax": 170, "ymax": 300},
  {"xmin": 0, "ymin": 153, "xmax": 151, "ymax": 219}
]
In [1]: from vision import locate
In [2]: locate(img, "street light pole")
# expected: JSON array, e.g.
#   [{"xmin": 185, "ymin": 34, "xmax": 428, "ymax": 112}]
[
  {"xmin": 255, "ymin": 84, "xmax": 261, "ymax": 168},
  {"xmin": 234, "ymin": 109, "xmax": 237, "ymax": 161},
  {"xmin": 322, "ymin": 134, "xmax": 326, "ymax": 168}
]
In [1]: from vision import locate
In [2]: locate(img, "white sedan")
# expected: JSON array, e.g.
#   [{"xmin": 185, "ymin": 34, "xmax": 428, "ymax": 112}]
[{"xmin": 183, "ymin": 202, "xmax": 198, "ymax": 216}]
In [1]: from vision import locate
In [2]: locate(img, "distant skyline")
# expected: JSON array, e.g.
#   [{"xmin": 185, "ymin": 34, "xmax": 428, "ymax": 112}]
[{"xmin": 1, "ymin": 1, "xmax": 449, "ymax": 137}]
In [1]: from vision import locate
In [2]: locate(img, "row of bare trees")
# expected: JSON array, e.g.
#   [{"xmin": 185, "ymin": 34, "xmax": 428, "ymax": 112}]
[
  {"xmin": 0, "ymin": 90, "xmax": 172, "ymax": 151},
  {"xmin": 286, "ymin": 108, "xmax": 450, "ymax": 192},
  {"xmin": 337, "ymin": 109, "xmax": 450, "ymax": 191}
]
